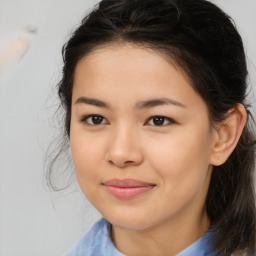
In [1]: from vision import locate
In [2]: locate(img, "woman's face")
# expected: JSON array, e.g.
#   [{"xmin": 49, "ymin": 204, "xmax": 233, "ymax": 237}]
[{"xmin": 70, "ymin": 44, "xmax": 215, "ymax": 231}]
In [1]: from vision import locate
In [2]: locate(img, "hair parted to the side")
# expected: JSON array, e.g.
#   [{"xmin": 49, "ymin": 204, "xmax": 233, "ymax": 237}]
[{"xmin": 47, "ymin": 0, "xmax": 256, "ymax": 254}]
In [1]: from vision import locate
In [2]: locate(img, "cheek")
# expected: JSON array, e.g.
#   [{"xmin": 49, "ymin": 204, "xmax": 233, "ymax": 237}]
[
  {"xmin": 146, "ymin": 125, "xmax": 212, "ymax": 188},
  {"xmin": 70, "ymin": 135, "xmax": 106, "ymax": 204},
  {"xmin": 144, "ymin": 129, "xmax": 212, "ymax": 215},
  {"xmin": 70, "ymin": 128, "xmax": 105, "ymax": 184}
]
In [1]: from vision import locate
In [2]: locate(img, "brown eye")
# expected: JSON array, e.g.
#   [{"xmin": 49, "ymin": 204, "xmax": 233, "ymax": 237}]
[
  {"xmin": 81, "ymin": 115, "xmax": 108, "ymax": 125},
  {"xmin": 147, "ymin": 116, "xmax": 174, "ymax": 126}
]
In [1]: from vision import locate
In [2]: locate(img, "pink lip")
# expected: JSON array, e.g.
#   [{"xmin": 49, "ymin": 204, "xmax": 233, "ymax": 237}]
[{"xmin": 103, "ymin": 179, "xmax": 156, "ymax": 199}]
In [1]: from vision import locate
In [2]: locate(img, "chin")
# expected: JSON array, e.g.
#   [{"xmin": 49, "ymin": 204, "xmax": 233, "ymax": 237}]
[{"xmin": 103, "ymin": 210, "xmax": 155, "ymax": 231}]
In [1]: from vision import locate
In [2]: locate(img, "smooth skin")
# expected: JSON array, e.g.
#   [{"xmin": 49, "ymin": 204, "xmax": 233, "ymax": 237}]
[{"xmin": 70, "ymin": 44, "xmax": 247, "ymax": 256}]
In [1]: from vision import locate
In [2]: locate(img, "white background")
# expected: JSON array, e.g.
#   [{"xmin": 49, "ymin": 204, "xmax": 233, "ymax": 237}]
[{"xmin": 0, "ymin": 1, "xmax": 255, "ymax": 255}]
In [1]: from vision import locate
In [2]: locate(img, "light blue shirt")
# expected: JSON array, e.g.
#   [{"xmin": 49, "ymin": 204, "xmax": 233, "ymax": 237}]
[{"xmin": 65, "ymin": 218, "xmax": 219, "ymax": 256}]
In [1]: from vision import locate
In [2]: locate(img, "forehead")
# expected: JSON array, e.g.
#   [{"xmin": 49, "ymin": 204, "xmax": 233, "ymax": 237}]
[
  {"xmin": 72, "ymin": 44, "xmax": 206, "ymax": 112},
  {"xmin": 74, "ymin": 43, "xmax": 185, "ymax": 82}
]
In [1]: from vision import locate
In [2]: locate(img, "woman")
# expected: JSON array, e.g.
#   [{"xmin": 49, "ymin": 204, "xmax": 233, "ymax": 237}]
[{"xmin": 49, "ymin": 0, "xmax": 256, "ymax": 255}]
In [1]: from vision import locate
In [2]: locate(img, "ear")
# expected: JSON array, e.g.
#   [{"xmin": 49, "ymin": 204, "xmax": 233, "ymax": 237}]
[{"xmin": 209, "ymin": 104, "xmax": 247, "ymax": 166}]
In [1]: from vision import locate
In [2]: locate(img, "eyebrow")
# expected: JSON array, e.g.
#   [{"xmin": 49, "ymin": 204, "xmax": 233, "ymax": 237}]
[
  {"xmin": 74, "ymin": 96, "xmax": 186, "ymax": 109},
  {"xmin": 135, "ymin": 98, "xmax": 186, "ymax": 109},
  {"xmin": 75, "ymin": 97, "xmax": 110, "ymax": 108}
]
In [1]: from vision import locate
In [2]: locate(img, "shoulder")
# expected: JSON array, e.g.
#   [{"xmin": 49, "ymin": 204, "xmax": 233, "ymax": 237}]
[
  {"xmin": 177, "ymin": 227, "xmax": 220, "ymax": 256},
  {"xmin": 64, "ymin": 218, "xmax": 124, "ymax": 256}
]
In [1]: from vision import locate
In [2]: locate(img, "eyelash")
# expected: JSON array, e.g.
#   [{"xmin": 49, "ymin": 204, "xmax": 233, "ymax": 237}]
[
  {"xmin": 146, "ymin": 116, "xmax": 175, "ymax": 126},
  {"xmin": 81, "ymin": 115, "xmax": 109, "ymax": 125},
  {"xmin": 80, "ymin": 115, "xmax": 176, "ymax": 127}
]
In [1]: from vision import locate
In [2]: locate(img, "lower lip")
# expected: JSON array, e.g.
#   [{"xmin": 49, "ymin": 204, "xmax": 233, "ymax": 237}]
[{"xmin": 104, "ymin": 185, "xmax": 155, "ymax": 199}]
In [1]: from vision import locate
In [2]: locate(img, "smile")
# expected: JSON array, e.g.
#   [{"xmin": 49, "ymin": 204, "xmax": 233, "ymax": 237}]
[{"xmin": 103, "ymin": 179, "xmax": 156, "ymax": 200}]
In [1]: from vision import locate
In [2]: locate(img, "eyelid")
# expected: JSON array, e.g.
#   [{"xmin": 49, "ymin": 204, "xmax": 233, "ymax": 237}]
[
  {"xmin": 145, "ymin": 115, "xmax": 176, "ymax": 126},
  {"xmin": 80, "ymin": 114, "xmax": 176, "ymax": 127},
  {"xmin": 80, "ymin": 114, "xmax": 109, "ymax": 125}
]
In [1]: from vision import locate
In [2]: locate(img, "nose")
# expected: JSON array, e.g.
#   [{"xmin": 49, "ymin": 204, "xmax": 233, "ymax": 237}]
[{"xmin": 105, "ymin": 125, "xmax": 144, "ymax": 168}]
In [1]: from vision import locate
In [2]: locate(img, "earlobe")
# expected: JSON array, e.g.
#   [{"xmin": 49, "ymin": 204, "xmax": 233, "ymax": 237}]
[{"xmin": 209, "ymin": 104, "xmax": 247, "ymax": 166}]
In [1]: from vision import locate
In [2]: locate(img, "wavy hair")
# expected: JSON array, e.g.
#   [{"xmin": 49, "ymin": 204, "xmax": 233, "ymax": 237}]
[{"xmin": 48, "ymin": 0, "xmax": 256, "ymax": 254}]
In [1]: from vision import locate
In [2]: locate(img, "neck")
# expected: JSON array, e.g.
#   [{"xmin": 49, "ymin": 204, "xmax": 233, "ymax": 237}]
[{"xmin": 111, "ymin": 208, "xmax": 210, "ymax": 256}]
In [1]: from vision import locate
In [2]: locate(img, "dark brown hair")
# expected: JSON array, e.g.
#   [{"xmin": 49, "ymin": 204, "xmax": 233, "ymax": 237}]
[{"xmin": 48, "ymin": 0, "xmax": 256, "ymax": 254}]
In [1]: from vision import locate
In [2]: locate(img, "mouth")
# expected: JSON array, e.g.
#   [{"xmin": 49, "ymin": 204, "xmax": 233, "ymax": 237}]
[{"xmin": 102, "ymin": 179, "xmax": 156, "ymax": 200}]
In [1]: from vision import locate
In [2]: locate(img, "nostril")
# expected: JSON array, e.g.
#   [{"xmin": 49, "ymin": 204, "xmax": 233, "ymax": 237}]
[
  {"xmin": 108, "ymin": 159, "xmax": 134, "ymax": 167},
  {"xmin": 105, "ymin": 146, "xmax": 144, "ymax": 167},
  {"xmin": 107, "ymin": 157, "xmax": 138, "ymax": 168},
  {"xmin": 124, "ymin": 161, "xmax": 134, "ymax": 165}
]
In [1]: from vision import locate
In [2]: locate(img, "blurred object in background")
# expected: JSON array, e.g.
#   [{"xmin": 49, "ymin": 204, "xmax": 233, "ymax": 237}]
[{"xmin": 0, "ymin": 26, "xmax": 37, "ymax": 74}]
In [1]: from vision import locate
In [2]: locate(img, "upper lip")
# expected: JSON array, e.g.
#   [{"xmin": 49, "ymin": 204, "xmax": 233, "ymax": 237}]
[{"xmin": 103, "ymin": 179, "xmax": 156, "ymax": 188}]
